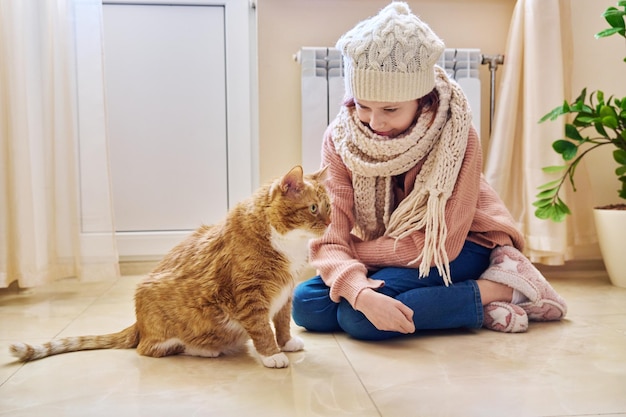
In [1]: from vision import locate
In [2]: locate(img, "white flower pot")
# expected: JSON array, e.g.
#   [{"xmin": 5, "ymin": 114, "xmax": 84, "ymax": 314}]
[{"xmin": 593, "ymin": 207, "xmax": 626, "ymax": 288}]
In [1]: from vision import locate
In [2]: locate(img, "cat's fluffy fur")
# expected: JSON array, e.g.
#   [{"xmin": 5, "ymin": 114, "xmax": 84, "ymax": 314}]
[{"xmin": 10, "ymin": 165, "xmax": 330, "ymax": 368}]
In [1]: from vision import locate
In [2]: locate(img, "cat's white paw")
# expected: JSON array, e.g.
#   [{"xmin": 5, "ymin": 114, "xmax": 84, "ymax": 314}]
[
  {"xmin": 281, "ymin": 336, "xmax": 304, "ymax": 352},
  {"xmin": 261, "ymin": 352, "xmax": 290, "ymax": 368}
]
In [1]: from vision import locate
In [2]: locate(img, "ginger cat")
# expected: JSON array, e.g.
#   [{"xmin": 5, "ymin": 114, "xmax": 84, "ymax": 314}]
[{"xmin": 10, "ymin": 165, "xmax": 330, "ymax": 368}]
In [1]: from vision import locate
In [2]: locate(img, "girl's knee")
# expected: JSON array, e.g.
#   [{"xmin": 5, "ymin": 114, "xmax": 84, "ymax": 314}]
[
  {"xmin": 293, "ymin": 278, "xmax": 325, "ymax": 309},
  {"xmin": 292, "ymin": 278, "xmax": 341, "ymax": 332},
  {"xmin": 336, "ymin": 302, "xmax": 394, "ymax": 341}
]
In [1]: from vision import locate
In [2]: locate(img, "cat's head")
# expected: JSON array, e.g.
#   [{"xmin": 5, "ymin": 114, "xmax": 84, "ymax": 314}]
[{"xmin": 268, "ymin": 165, "xmax": 331, "ymax": 237}]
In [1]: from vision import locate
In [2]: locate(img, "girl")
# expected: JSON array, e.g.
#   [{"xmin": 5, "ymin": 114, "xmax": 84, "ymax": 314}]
[{"xmin": 292, "ymin": 2, "xmax": 567, "ymax": 340}]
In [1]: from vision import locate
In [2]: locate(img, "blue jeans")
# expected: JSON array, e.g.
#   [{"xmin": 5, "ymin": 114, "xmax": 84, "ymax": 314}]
[{"xmin": 292, "ymin": 241, "xmax": 491, "ymax": 340}]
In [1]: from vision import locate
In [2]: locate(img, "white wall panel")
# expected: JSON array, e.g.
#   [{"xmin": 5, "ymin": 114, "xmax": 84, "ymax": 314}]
[{"xmin": 103, "ymin": 4, "xmax": 227, "ymax": 233}]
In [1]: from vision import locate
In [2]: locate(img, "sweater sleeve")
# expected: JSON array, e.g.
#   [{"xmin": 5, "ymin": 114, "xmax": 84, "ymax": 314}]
[{"xmin": 309, "ymin": 126, "xmax": 384, "ymax": 306}]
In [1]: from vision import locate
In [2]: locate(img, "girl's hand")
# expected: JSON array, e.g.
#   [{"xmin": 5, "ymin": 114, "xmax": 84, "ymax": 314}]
[{"xmin": 354, "ymin": 289, "xmax": 415, "ymax": 334}]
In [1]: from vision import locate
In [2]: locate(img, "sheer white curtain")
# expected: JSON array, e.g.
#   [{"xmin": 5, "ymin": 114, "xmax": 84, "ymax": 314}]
[
  {"xmin": 0, "ymin": 0, "xmax": 119, "ymax": 288},
  {"xmin": 484, "ymin": 0, "xmax": 597, "ymax": 265}
]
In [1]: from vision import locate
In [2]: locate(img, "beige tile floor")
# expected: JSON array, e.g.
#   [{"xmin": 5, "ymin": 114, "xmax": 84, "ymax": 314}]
[{"xmin": 1, "ymin": 270, "xmax": 625, "ymax": 417}]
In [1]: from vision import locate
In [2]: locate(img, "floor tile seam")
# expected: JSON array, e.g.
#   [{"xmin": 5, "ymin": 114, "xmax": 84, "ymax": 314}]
[
  {"xmin": 51, "ymin": 289, "xmax": 109, "ymax": 339},
  {"xmin": 94, "ymin": 277, "xmax": 125, "ymax": 298},
  {"xmin": 541, "ymin": 412, "xmax": 626, "ymax": 417},
  {"xmin": 332, "ymin": 333, "xmax": 384, "ymax": 417},
  {"xmin": 0, "ymin": 370, "xmax": 22, "ymax": 389},
  {"xmin": 0, "ymin": 355, "xmax": 26, "ymax": 388}
]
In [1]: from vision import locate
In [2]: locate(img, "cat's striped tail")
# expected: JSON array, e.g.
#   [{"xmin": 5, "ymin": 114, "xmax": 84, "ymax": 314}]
[{"xmin": 9, "ymin": 324, "xmax": 139, "ymax": 362}]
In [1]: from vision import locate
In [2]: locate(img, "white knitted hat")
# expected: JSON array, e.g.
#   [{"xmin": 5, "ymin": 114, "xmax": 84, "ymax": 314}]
[{"xmin": 336, "ymin": 2, "xmax": 445, "ymax": 102}]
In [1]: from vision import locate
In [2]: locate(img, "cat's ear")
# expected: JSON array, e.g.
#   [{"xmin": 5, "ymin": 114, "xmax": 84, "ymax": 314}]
[
  {"xmin": 280, "ymin": 165, "xmax": 305, "ymax": 197},
  {"xmin": 312, "ymin": 165, "xmax": 329, "ymax": 183}
]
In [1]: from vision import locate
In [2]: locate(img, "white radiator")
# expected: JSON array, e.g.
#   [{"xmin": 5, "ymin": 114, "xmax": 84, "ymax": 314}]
[{"xmin": 297, "ymin": 47, "xmax": 482, "ymax": 173}]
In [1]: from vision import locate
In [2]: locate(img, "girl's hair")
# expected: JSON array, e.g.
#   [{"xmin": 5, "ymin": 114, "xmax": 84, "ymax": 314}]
[{"xmin": 344, "ymin": 89, "xmax": 440, "ymax": 128}]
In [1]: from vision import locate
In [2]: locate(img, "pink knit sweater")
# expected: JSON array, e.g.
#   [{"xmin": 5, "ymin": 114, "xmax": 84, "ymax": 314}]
[{"xmin": 309, "ymin": 123, "xmax": 525, "ymax": 307}]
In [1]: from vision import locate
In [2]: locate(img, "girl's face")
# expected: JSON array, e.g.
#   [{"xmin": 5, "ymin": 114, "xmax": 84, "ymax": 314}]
[{"xmin": 354, "ymin": 99, "xmax": 419, "ymax": 138}]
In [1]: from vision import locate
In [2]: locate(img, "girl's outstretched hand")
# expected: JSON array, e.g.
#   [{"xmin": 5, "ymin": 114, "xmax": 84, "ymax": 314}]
[{"xmin": 355, "ymin": 288, "xmax": 415, "ymax": 334}]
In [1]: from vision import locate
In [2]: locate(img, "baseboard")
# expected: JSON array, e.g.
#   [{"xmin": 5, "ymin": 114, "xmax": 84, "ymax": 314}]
[
  {"xmin": 119, "ymin": 258, "xmax": 608, "ymax": 279},
  {"xmin": 119, "ymin": 260, "xmax": 159, "ymax": 276},
  {"xmin": 536, "ymin": 259, "xmax": 607, "ymax": 279}
]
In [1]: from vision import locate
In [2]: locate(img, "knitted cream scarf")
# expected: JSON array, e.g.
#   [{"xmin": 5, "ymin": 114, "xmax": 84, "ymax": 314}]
[{"xmin": 332, "ymin": 67, "xmax": 472, "ymax": 285}]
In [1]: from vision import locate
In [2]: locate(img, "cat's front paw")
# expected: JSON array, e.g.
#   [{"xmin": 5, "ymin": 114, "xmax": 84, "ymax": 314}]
[
  {"xmin": 281, "ymin": 336, "xmax": 304, "ymax": 352},
  {"xmin": 261, "ymin": 352, "xmax": 290, "ymax": 368}
]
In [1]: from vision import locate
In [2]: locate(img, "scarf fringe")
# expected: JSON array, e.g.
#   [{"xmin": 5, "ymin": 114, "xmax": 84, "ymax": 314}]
[{"xmin": 397, "ymin": 193, "xmax": 452, "ymax": 286}]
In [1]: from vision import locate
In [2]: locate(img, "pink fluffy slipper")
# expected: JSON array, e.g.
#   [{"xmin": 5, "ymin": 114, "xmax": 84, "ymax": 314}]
[
  {"xmin": 480, "ymin": 246, "xmax": 567, "ymax": 321},
  {"xmin": 483, "ymin": 302, "xmax": 528, "ymax": 333}
]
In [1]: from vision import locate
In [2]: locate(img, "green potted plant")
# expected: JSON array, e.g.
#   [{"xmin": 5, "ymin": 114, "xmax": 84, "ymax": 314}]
[{"xmin": 534, "ymin": 1, "xmax": 626, "ymax": 287}]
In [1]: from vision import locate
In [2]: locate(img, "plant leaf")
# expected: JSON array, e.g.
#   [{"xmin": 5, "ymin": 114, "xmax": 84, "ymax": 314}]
[
  {"xmin": 596, "ymin": 27, "xmax": 624, "ymax": 37},
  {"xmin": 535, "ymin": 187, "xmax": 559, "ymax": 199},
  {"xmin": 595, "ymin": 122, "xmax": 609, "ymax": 137},
  {"xmin": 553, "ymin": 140, "xmax": 578, "ymax": 160},
  {"xmin": 532, "ymin": 198, "xmax": 554, "ymax": 208},
  {"xmin": 537, "ymin": 179, "xmax": 562, "ymax": 190},
  {"xmin": 574, "ymin": 88, "xmax": 587, "ymax": 103},
  {"xmin": 602, "ymin": 115, "xmax": 619, "ymax": 129},
  {"xmin": 576, "ymin": 116, "xmax": 597, "ymax": 124},
  {"xmin": 603, "ymin": 7, "xmax": 626, "ymax": 29},
  {"xmin": 564, "ymin": 124, "xmax": 584, "ymax": 141},
  {"xmin": 556, "ymin": 198, "xmax": 572, "ymax": 215},
  {"xmin": 541, "ymin": 165, "xmax": 567, "ymax": 174},
  {"xmin": 544, "ymin": 200, "xmax": 570, "ymax": 222},
  {"xmin": 552, "ymin": 211, "xmax": 567, "ymax": 223},
  {"xmin": 614, "ymin": 149, "xmax": 626, "ymax": 165},
  {"xmin": 539, "ymin": 101, "xmax": 570, "ymax": 123},
  {"xmin": 534, "ymin": 205, "xmax": 553, "ymax": 220},
  {"xmin": 600, "ymin": 104, "xmax": 618, "ymax": 118}
]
